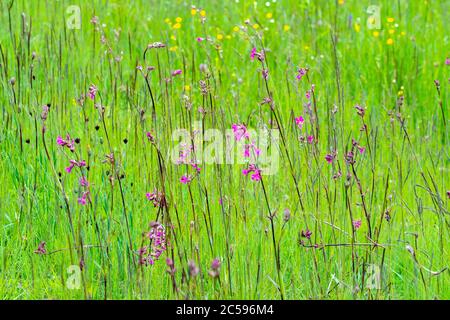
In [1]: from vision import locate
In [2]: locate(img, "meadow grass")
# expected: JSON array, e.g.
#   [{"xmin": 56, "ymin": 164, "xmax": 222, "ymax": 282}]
[{"xmin": 0, "ymin": 0, "xmax": 448, "ymax": 299}]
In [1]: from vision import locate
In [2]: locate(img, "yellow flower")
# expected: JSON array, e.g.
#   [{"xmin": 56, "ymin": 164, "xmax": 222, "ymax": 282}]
[
  {"xmin": 354, "ymin": 23, "xmax": 360, "ymax": 33},
  {"xmin": 164, "ymin": 18, "xmax": 171, "ymax": 24},
  {"xmin": 373, "ymin": 31, "xmax": 380, "ymax": 37},
  {"xmin": 266, "ymin": 12, "xmax": 273, "ymax": 19},
  {"xmin": 200, "ymin": 10, "xmax": 206, "ymax": 17},
  {"xmin": 170, "ymin": 35, "xmax": 176, "ymax": 40},
  {"xmin": 233, "ymin": 26, "xmax": 240, "ymax": 32},
  {"xmin": 283, "ymin": 24, "xmax": 290, "ymax": 32},
  {"xmin": 397, "ymin": 90, "xmax": 404, "ymax": 96},
  {"xmin": 184, "ymin": 85, "xmax": 191, "ymax": 91},
  {"xmin": 338, "ymin": 0, "xmax": 345, "ymax": 4},
  {"xmin": 387, "ymin": 17, "xmax": 394, "ymax": 23},
  {"xmin": 253, "ymin": 24, "xmax": 259, "ymax": 29},
  {"xmin": 388, "ymin": 29, "xmax": 395, "ymax": 34},
  {"xmin": 169, "ymin": 46, "xmax": 178, "ymax": 52},
  {"xmin": 386, "ymin": 38, "xmax": 394, "ymax": 45},
  {"xmin": 191, "ymin": 8, "xmax": 197, "ymax": 15},
  {"xmin": 217, "ymin": 34, "xmax": 223, "ymax": 40},
  {"xmin": 175, "ymin": 17, "xmax": 182, "ymax": 23},
  {"xmin": 173, "ymin": 23, "xmax": 181, "ymax": 29}
]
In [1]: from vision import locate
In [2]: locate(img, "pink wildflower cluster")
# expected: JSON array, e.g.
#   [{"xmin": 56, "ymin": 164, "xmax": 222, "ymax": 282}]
[
  {"xmin": 139, "ymin": 222, "xmax": 168, "ymax": 266},
  {"xmin": 208, "ymin": 258, "xmax": 221, "ymax": 278},
  {"xmin": 352, "ymin": 219, "xmax": 362, "ymax": 230},
  {"xmin": 65, "ymin": 159, "xmax": 86, "ymax": 173},
  {"xmin": 57, "ymin": 134, "xmax": 75, "ymax": 152},
  {"xmin": 242, "ymin": 164, "xmax": 262, "ymax": 181},
  {"xmin": 231, "ymin": 124, "xmax": 249, "ymax": 141},
  {"xmin": 146, "ymin": 189, "xmax": 164, "ymax": 207},
  {"xmin": 250, "ymin": 47, "xmax": 264, "ymax": 62},
  {"xmin": 296, "ymin": 67, "xmax": 308, "ymax": 81},
  {"xmin": 88, "ymin": 84, "xmax": 97, "ymax": 100},
  {"xmin": 34, "ymin": 241, "xmax": 47, "ymax": 255},
  {"xmin": 78, "ymin": 176, "xmax": 90, "ymax": 205}
]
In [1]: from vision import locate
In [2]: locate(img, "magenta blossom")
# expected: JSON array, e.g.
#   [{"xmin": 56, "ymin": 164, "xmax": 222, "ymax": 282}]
[
  {"xmin": 191, "ymin": 163, "xmax": 202, "ymax": 173},
  {"xmin": 301, "ymin": 229, "xmax": 312, "ymax": 239},
  {"xmin": 57, "ymin": 134, "xmax": 75, "ymax": 152},
  {"xmin": 244, "ymin": 141, "xmax": 261, "ymax": 158},
  {"xmin": 88, "ymin": 84, "xmax": 97, "ymax": 100},
  {"xmin": 242, "ymin": 164, "xmax": 261, "ymax": 181},
  {"xmin": 352, "ymin": 219, "xmax": 362, "ymax": 230},
  {"xmin": 79, "ymin": 176, "xmax": 89, "ymax": 187},
  {"xmin": 250, "ymin": 47, "xmax": 257, "ymax": 60},
  {"xmin": 139, "ymin": 222, "xmax": 167, "ymax": 266},
  {"xmin": 446, "ymin": 190, "xmax": 450, "ymax": 199},
  {"xmin": 325, "ymin": 153, "xmax": 335, "ymax": 164},
  {"xmin": 196, "ymin": 37, "xmax": 204, "ymax": 42},
  {"xmin": 296, "ymin": 67, "xmax": 307, "ymax": 80},
  {"xmin": 232, "ymin": 124, "xmax": 249, "ymax": 141},
  {"xmin": 180, "ymin": 175, "xmax": 192, "ymax": 184},
  {"xmin": 446, "ymin": 57, "xmax": 450, "ymax": 66},
  {"xmin": 295, "ymin": 116, "xmax": 305, "ymax": 129},
  {"xmin": 305, "ymin": 90, "xmax": 311, "ymax": 100},
  {"xmin": 146, "ymin": 190, "xmax": 164, "ymax": 207},
  {"xmin": 146, "ymin": 131, "xmax": 155, "ymax": 143},
  {"xmin": 307, "ymin": 135, "xmax": 315, "ymax": 144},
  {"xmin": 357, "ymin": 145, "xmax": 366, "ymax": 154},
  {"xmin": 171, "ymin": 69, "xmax": 182, "ymax": 77},
  {"xmin": 65, "ymin": 159, "xmax": 86, "ymax": 173},
  {"xmin": 78, "ymin": 191, "xmax": 89, "ymax": 205}
]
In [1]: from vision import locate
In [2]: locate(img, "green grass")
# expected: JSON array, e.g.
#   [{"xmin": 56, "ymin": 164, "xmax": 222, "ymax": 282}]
[{"xmin": 0, "ymin": 0, "xmax": 448, "ymax": 299}]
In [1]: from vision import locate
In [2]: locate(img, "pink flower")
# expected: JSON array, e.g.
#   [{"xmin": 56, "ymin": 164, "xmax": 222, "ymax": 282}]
[
  {"xmin": 88, "ymin": 84, "xmax": 97, "ymax": 100},
  {"xmin": 146, "ymin": 190, "xmax": 164, "ymax": 207},
  {"xmin": 34, "ymin": 241, "xmax": 47, "ymax": 255},
  {"xmin": 295, "ymin": 116, "xmax": 304, "ymax": 129},
  {"xmin": 242, "ymin": 164, "xmax": 261, "ymax": 181},
  {"xmin": 139, "ymin": 222, "xmax": 167, "ymax": 265},
  {"xmin": 56, "ymin": 134, "xmax": 75, "ymax": 152},
  {"xmin": 357, "ymin": 146, "xmax": 366, "ymax": 154},
  {"xmin": 79, "ymin": 176, "xmax": 89, "ymax": 187},
  {"xmin": 146, "ymin": 131, "xmax": 155, "ymax": 143},
  {"xmin": 244, "ymin": 141, "xmax": 261, "ymax": 158},
  {"xmin": 446, "ymin": 57, "xmax": 450, "ymax": 66},
  {"xmin": 307, "ymin": 135, "xmax": 314, "ymax": 144},
  {"xmin": 65, "ymin": 159, "xmax": 86, "ymax": 173},
  {"xmin": 296, "ymin": 67, "xmax": 307, "ymax": 80},
  {"xmin": 77, "ymin": 192, "xmax": 89, "ymax": 205},
  {"xmin": 250, "ymin": 47, "xmax": 257, "ymax": 61},
  {"xmin": 180, "ymin": 175, "xmax": 191, "ymax": 184},
  {"xmin": 191, "ymin": 163, "xmax": 202, "ymax": 173},
  {"xmin": 231, "ymin": 124, "xmax": 249, "ymax": 141},
  {"xmin": 251, "ymin": 170, "xmax": 261, "ymax": 181},
  {"xmin": 325, "ymin": 153, "xmax": 335, "ymax": 164},
  {"xmin": 301, "ymin": 229, "xmax": 312, "ymax": 239},
  {"xmin": 209, "ymin": 258, "xmax": 221, "ymax": 278},
  {"xmin": 352, "ymin": 219, "xmax": 362, "ymax": 230},
  {"xmin": 196, "ymin": 37, "xmax": 204, "ymax": 42},
  {"xmin": 56, "ymin": 136, "xmax": 65, "ymax": 145},
  {"xmin": 355, "ymin": 104, "xmax": 365, "ymax": 117},
  {"xmin": 305, "ymin": 90, "xmax": 311, "ymax": 100},
  {"xmin": 171, "ymin": 69, "xmax": 182, "ymax": 77},
  {"xmin": 446, "ymin": 191, "xmax": 450, "ymax": 199}
]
